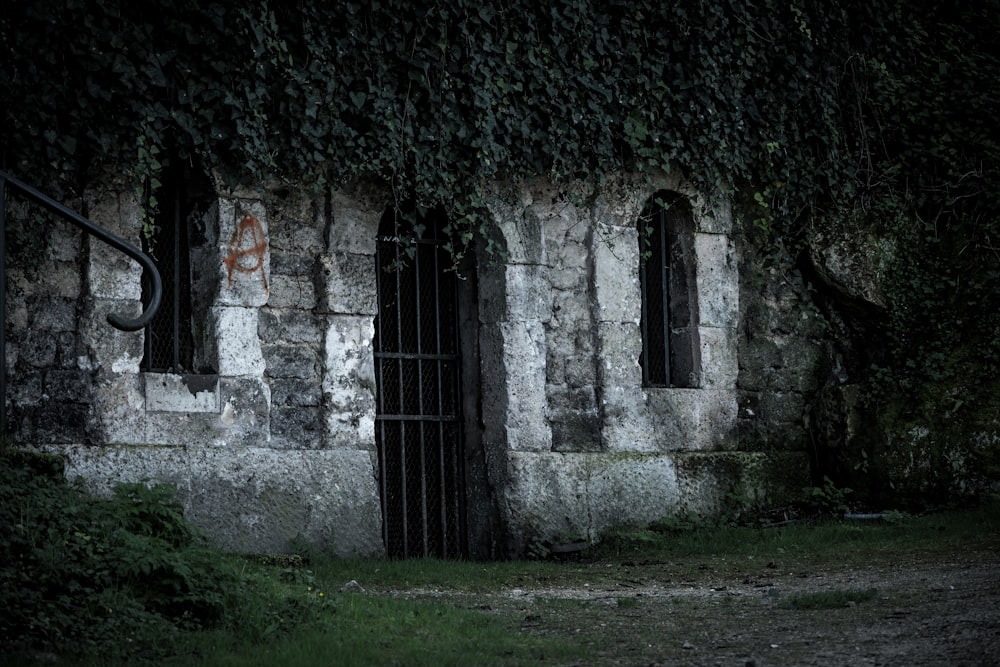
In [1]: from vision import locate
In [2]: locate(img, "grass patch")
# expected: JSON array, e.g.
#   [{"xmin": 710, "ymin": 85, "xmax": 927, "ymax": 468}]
[
  {"xmin": 782, "ymin": 588, "xmax": 878, "ymax": 609},
  {"xmin": 153, "ymin": 594, "xmax": 578, "ymax": 667},
  {"xmin": 590, "ymin": 495, "xmax": 1000, "ymax": 568},
  {"xmin": 4, "ymin": 444, "xmax": 998, "ymax": 667}
]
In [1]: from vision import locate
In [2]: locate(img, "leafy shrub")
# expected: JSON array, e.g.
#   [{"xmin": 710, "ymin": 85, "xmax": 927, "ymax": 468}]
[{"xmin": 0, "ymin": 449, "xmax": 240, "ymax": 658}]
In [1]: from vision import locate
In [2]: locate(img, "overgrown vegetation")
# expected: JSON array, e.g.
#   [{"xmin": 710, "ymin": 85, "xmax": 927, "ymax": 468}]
[
  {"xmin": 1, "ymin": 1, "xmax": 998, "ymax": 504},
  {"xmin": 0, "ymin": 448, "xmax": 581, "ymax": 665},
  {"xmin": 2, "ymin": 445, "xmax": 998, "ymax": 665},
  {"xmin": 0, "ymin": 448, "xmax": 242, "ymax": 660}
]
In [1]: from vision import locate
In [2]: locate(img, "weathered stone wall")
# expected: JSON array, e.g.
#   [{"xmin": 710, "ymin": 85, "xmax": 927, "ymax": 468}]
[
  {"xmin": 736, "ymin": 239, "xmax": 829, "ymax": 456},
  {"xmin": 480, "ymin": 176, "xmax": 808, "ymax": 554},
  {"xmin": 6, "ymin": 171, "xmax": 815, "ymax": 558}
]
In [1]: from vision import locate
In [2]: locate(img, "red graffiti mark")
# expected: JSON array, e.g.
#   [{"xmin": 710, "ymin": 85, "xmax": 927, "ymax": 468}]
[{"xmin": 223, "ymin": 214, "xmax": 268, "ymax": 292}]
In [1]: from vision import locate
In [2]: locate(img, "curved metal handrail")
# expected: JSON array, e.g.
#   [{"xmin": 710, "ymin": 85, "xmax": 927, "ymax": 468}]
[{"xmin": 0, "ymin": 170, "xmax": 162, "ymax": 331}]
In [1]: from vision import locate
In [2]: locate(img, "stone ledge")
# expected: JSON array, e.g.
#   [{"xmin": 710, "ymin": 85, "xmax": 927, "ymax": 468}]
[{"xmin": 143, "ymin": 373, "xmax": 220, "ymax": 413}]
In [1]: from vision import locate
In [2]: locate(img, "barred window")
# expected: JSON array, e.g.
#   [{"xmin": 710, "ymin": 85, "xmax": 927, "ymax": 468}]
[
  {"xmin": 638, "ymin": 191, "xmax": 700, "ymax": 388},
  {"xmin": 141, "ymin": 159, "xmax": 215, "ymax": 374}
]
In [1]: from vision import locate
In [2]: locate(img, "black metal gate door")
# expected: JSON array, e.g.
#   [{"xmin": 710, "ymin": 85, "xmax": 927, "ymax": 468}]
[{"xmin": 374, "ymin": 208, "xmax": 466, "ymax": 558}]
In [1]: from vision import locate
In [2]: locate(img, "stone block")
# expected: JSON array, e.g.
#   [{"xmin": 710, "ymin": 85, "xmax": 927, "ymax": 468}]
[
  {"xmin": 270, "ymin": 406, "xmax": 324, "ymax": 448},
  {"xmin": 49, "ymin": 444, "xmax": 384, "ymax": 557},
  {"xmin": 504, "ymin": 452, "xmax": 591, "ymax": 550},
  {"xmin": 213, "ymin": 306, "xmax": 266, "ymax": 377},
  {"xmin": 266, "ymin": 273, "xmax": 315, "ymax": 310},
  {"xmin": 269, "ymin": 250, "xmax": 314, "ymax": 277},
  {"xmin": 597, "ymin": 322, "xmax": 642, "ymax": 387},
  {"xmin": 500, "ymin": 320, "xmax": 551, "ymax": 452},
  {"xmin": 601, "ymin": 387, "xmax": 738, "ymax": 453},
  {"xmin": 316, "ymin": 252, "xmax": 377, "ymax": 315},
  {"xmin": 644, "ymin": 388, "xmax": 738, "ymax": 451},
  {"xmin": 20, "ymin": 332, "xmax": 58, "ymax": 368},
  {"xmin": 143, "ymin": 373, "xmax": 220, "ymax": 413},
  {"xmin": 30, "ymin": 298, "xmax": 76, "ymax": 332},
  {"xmin": 550, "ymin": 408, "xmax": 602, "ymax": 452},
  {"xmin": 263, "ymin": 343, "xmax": 320, "ymax": 379},
  {"xmin": 323, "ymin": 315, "xmax": 376, "ymax": 447},
  {"xmin": 268, "ymin": 216, "xmax": 324, "ymax": 255},
  {"xmin": 15, "ymin": 262, "xmax": 81, "ymax": 298},
  {"xmin": 695, "ymin": 193, "xmax": 733, "ymax": 235},
  {"xmin": 88, "ymin": 237, "xmax": 143, "ymax": 301},
  {"xmin": 501, "ymin": 264, "xmax": 551, "ymax": 322},
  {"xmin": 217, "ymin": 199, "xmax": 270, "ymax": 307},
  {"xmin": 548, "ymin": 241, "xmax": 590, "ymax": 290},
  {"xmin": 328, "ymin": 189, "xmax": 383, "ymax": 255},
  {"xmin": 698, "ymin": 326, "xmax": 738, "ymax": 389},
  {"xmin": 258, "ymin": 309, "xmax": 323, "ymax": 345},
  {"xmin": 81, "ymin": 299, "xmax": 145, "ymax": 366},
  {"xmin": 694, "ymin": 232, "xmax": 738, "ymax": 328},
  {"xmin": 490, "ymin": 197, "xmax": 545, "ymax": 265},
  {"xmin": 43, "ymin": 369, "xmax": 92, "ymax": 402},
  {"xmin": 587, "ymin": 453, "xmax": 681, "ymax": 531},
  {"xmin": 16, "ymin": 401, "xmax": 90, "ymax": 444},
  {"xmin": 592, "ymin": 223, "xmax": 641, "ymax": 324},
  {"xmin": 269, "ymin": 377, "xmax": 322, "ymax": 407}
]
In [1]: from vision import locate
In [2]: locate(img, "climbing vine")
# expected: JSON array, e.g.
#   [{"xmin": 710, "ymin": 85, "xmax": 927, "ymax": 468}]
[
  {"xmin": 1, "ymin": 1, "xmax": 863, "ymax": 222},
  {"xmin": 2, "ymin": 0, "xmax": 999, "ymax": 500}
]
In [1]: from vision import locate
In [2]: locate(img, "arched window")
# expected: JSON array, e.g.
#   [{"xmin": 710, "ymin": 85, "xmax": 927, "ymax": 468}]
[{"xmin": 638, "ymin": 191, "xmax": 700, "ymax": 388}]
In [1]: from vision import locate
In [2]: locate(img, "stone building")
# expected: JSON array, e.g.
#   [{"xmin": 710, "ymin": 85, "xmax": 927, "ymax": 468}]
[{"xmin": 6, "ymin": 166, "xmax": 820, "ymax": 558}]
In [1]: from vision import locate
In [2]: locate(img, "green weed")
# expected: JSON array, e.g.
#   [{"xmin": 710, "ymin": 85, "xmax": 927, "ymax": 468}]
[{"xmin": 783, "ymin": 588, "xmax": 878, "ymax": 609}]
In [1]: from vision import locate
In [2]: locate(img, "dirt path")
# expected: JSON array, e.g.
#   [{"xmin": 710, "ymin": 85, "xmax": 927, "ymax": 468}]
[{"xmin": 395, "ymin": 554, "xmax": 1000, "ymax": 666}]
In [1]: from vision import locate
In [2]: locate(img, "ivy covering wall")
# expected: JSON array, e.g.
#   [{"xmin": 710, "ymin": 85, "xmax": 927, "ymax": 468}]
[{"xmin": 2, "ymin": 0, "xmax": 998, "ymax": 505}]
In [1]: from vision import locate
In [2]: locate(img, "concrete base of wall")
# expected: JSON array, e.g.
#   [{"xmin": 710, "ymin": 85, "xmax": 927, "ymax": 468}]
[
  {"xmin": 501, "ymin": 450, "xmax": 810, "ymax": 555},
  {"xmin": 37, "ymin": 444, "xmax": 385, "ymax": 557}
]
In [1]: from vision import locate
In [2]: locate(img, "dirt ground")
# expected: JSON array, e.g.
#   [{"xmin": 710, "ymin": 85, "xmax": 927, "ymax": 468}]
[{"xmin": 394, "ymin": 550, "xmax": 1000, "ymax": 666}]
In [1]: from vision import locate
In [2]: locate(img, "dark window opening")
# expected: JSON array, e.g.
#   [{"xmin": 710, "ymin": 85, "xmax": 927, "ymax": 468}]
[
  {"xmin": 638, "ymin": 191, "xmax": 700, "ymax": 388},
  {"xmin": 141, "ymin": 158, "xmax": 215, "ymax": 374}
]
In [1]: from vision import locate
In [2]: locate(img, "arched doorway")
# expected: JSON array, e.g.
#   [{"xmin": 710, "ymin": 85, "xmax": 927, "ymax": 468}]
[{"xmin": 373, "ymin": 205, "xmax": 474, "ymax": 558}]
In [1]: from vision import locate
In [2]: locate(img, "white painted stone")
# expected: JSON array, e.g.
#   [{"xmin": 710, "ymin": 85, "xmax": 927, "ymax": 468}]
[
  {"xmin": 323, "ymin": 315, "xmax": 377, "ymax": 447},
  {"xmin": 144, "ymin": 373, "xmax": 220, "ymax": 413},
  {"xmin": 213, "ymin": 306, "xmax": 266, "ymax": 377}
]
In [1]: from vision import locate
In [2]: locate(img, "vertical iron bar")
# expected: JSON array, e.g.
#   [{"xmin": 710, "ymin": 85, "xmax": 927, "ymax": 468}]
[
  {"xmin": 374, "ymin": 240, "xmax": 390, "ymax": 555},
  {"xmin": 0, "ymin": 176, "xmax": 7, "ymax": 433},
  {"xmin": 639, "ymin": 218, "xmax": 650, "ymax": 386},
  {"xmin": 393, "ymin": 236, "xmax": 409, "ymax": 558},
  {"xmin": 413, "ymin": 238, "xmax": 429, "ymax": 556},
  {"xmin": 433, "ymin": 241, "xmax": 449, "ymax": 554},
  {"xmin": 658, "ymin": 208, "xmax": 671, "ymax": 385},
  {"xmin": 172, "ymin": 187, "xmax": 181, "ymax": 372}
]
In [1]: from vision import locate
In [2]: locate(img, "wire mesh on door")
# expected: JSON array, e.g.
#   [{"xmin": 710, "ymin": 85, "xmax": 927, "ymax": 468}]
[{"xmin": 374, "ymin": 207, "xmax": 466, "ymax": 559}]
